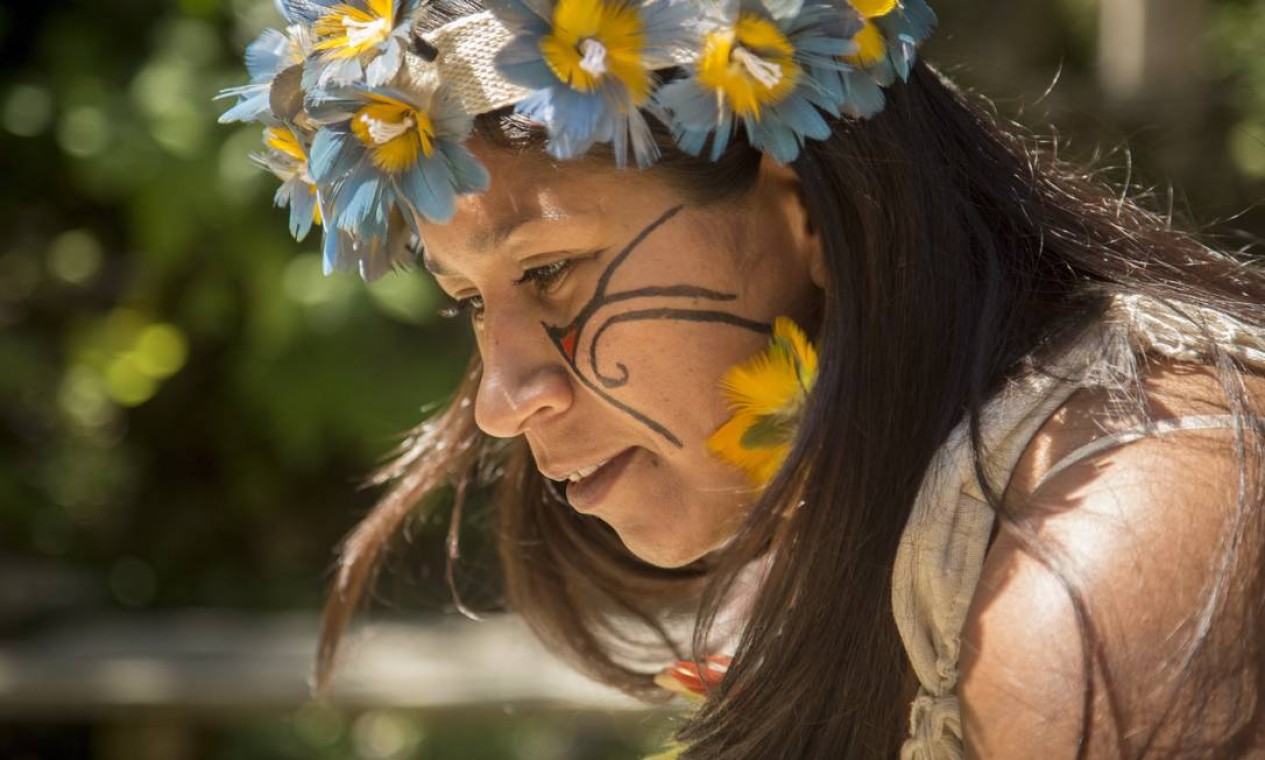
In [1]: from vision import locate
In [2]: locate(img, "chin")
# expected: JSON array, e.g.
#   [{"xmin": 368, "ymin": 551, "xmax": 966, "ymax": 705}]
[
  {"xmin": 617, "ymin": 531, "xmax": 708, "ymax": 569},
  {"xmin": 631, "ymin": 547, "xmax": 701, "ymax": 569}
]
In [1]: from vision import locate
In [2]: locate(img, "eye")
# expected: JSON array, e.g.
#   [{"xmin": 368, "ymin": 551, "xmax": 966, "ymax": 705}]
[
  {"xmin": 512, "ymin": 259, "xmax": 574, "ymax": 293},
  {"xmin": 435, "ymin": 256, "xmax": 589, "ymax": 322},
  {"xmin": 438, "ymin": 293, "xmax": 484, "ymax": 320}
]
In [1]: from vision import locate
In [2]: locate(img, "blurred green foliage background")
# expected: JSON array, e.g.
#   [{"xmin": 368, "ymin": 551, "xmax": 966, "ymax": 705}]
[{"xmin": 0, "ymin": 0, "xmax": 1262, "ymax": 757}]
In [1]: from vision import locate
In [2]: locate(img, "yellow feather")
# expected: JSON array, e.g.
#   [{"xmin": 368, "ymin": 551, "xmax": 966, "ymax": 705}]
[
  {"xmin": 707, "ymin": 413, "xmax": 787, "ymax": 486},
  {"xmin": 368, "ymin": 0, "xmax": 395, "ymax": 23},
  {"xmin": 696, "ymin": 15, "xmax": 800, "ymax": 119},
  {"xmin": 540, "ymin": 0, "xmax": 648, "ymax": 100},
  {"xmin": 707, "ymin": 317, "xmax": 817, "ymax": 485},
  {"xmin": 350, "ymin": 97, "xmax": 435, "ymax": 174},
  {"xmin": 846, "ymin": 19, "xmax": 887, "ymax": 67},
  {"xmin": 313, "ymin": 3, "xmax": 390, "ymax": 59},
  {"xmin": 265, "ymin": 127, "xmax": 306, "ymax": 162},
  {"xmin": 850, "ymin": 0, "xmax": 898, "ymax": 19}
]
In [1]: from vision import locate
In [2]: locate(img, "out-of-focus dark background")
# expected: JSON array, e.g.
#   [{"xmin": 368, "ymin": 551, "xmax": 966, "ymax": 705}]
[{"xmin": 0, "ymin": 0, "xmax": 1262, "ymax": 757}]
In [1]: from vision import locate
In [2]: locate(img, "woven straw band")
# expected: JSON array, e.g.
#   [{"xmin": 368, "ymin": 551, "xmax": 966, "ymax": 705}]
[{"xmin": 420, "ymin": 12, "xmax": 531, "ymax": 115}]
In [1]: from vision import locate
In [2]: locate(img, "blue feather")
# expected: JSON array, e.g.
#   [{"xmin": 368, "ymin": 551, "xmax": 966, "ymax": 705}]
[
  {"xmin": 795, "ymin": 34, "xmax": 854, "ymax": 61},
  {"xmin": 217, "ymin": 87, "xmax": 270, "ymax": 124},
  {"xmin": 335, "ymin": 166, "xmax": 382, "ymax": 231},
  {"xmin": 484, "ymin": 0, "xmax": 552, "ymax": 31},
  {"xmin": 760, "ymin": 0, "xmax": 805, "ymax": 23},
  {"xmin": 777, "ymin": 92, "xmax": 830, "ymax": 141},
  {"xmin": 485, "ymin": 0, "xmax": 551, "ymax": 31},
  {"xmin": 895, "ymin": 0, "xmax": 938, "ymax": 42},
  {"xmin": 495, "ymin": 40, "xmax": 561, "ymax": 90},
  {"xmin": 750, "ymin": 118, "xmax": 800, "ymax": 164},
  {"xmin": 398, "ymin": 155, "xmax": 457, "ymax": 223},
  {"xmin": 869, "ymin": 56, "xmax": 897, "ymax": 87},
  {"xmin": 709, "ymin": 111, "xmax": 734, "ymax": 161},
  {"xmin": 322, "ymin": 228, "xmax": 356, "ymax": 275},
  {"xmin": 839, "ymin": 70, "xmax": 885, "ymax": 118},
  {"xmin": 309, "ymin": 129, "xmax": 362, "ymax": 186},
  {"xmin": 316, "ymin": 57, "xmax": 364, "ymax": 90},
  {"xmin": 656, "ymin": 80, "xmax": 717, "ymax": 130},
  {"xmin": 278, "ymin": 0, "xmax": 329, "ymax": 24},
  {"xmin": 287, "ymin": 181, "xmax": 318, "ymax": 241},
  {"xmin": 804, "ymin": 64, "xmax": 844, "ymax": 113},
  {"xmin": 437, "ymin": 142, "xmax": 491, "ymax": 194},
  {"xmin": 365, "ymin": 36, "xmax": 403, "ymax": 87},
  {"xmin": 244, "ymin": 29, "xmax": 289, "ymax": 81},
  {"xmin": 626, "ymin": 108, "xmax": 659, "ymax": 169},
  {"xmin": 357, "ymin": 210, "xmax": 414, "ymax": 281}
]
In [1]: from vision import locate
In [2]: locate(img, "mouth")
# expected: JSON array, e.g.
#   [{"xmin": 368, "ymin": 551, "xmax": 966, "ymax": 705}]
[{"xmin": 557, "ymin": 447, "xmax": 636, "ymax": 513}]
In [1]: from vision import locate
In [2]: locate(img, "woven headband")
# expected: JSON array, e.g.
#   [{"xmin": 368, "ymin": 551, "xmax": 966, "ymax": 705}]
[{"xmin": 217, "ymin": 0, "xmax": 937, "ymax": 280}]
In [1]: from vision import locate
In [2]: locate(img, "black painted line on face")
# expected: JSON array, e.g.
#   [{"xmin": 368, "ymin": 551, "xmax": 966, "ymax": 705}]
[
  {"xmin": 543, "ymin": 205, "xmax": 771, "ymax": 449},
  {"xmin": 589, "ymin": 308, "xmax": 773, "ymax": 389}
]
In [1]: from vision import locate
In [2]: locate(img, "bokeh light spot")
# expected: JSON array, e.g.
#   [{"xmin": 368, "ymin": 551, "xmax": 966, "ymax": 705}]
[
  {"xmin": 352, "ymin": 710, "xmax": 424, "ymax": 760},
  {"xmin": 293, "ymin": 702, "xmax": 345, "ymax": 749},
  {"xmin": 134, "ymin": 324, "xmax": 189, "ymax": 379},
  {"xmin": 48, "ymin": 229, "xmax": 104, "ymax": 285},
  {"xmin": 282, "ymin": 253, "xmax": 354, "ymax": 331},
  {"xmin": 367, "ymin": 271, "xmax": 440, "ymax": 325},
  {"xmin": 59, "ymin": 365, "xmax": 114, "ymax": 430},
  {"xmin": 58, "ymin": 105, "xmax": 111, "ymax": 157},
  {"xmin": 3, "ymin": 83, "xmax": 53, "ymax": 137},
  {"xmin": 105, "ymin": 354, "xmax": 160, "ymax": 407},
  {"xmin": 219, "ymin": 127, "xmax": 269, "ymax": 196},
  {"xmin": 283, "ymin": 254, "xmax": 336, "ymax": 306}
]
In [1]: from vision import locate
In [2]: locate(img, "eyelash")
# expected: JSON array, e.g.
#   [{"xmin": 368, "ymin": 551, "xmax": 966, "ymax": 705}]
[{"xmin": 438, "ymin": 259, "xmax": 576, "ymax": 320}]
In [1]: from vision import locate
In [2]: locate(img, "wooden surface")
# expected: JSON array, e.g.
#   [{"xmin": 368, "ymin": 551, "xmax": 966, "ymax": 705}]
[{"xmin": 0, "ymin": 611, "xmax": 649, "ymax": 718}]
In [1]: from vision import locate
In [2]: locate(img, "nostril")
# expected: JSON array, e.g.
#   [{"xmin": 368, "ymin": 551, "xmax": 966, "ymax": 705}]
[{"xmin": 474, "ymin": 363, "xmax": 573, "ymax": 439}]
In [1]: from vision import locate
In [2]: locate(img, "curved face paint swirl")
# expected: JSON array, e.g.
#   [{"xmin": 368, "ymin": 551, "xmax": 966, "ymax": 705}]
[{"xmin": 543, "ymin": 205, "xmax": 770, "ymax": 448}]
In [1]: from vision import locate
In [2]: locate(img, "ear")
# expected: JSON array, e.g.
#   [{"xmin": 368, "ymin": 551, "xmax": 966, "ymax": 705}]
[{"xmin": 757, "ymin": 153, "xmax": 827, "ymax": 291}]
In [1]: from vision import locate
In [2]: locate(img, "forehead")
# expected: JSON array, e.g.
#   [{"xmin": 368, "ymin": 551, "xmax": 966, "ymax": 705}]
[{"xmin": 417, "ymin": 142, "xmax": 681, "ymax": 262}]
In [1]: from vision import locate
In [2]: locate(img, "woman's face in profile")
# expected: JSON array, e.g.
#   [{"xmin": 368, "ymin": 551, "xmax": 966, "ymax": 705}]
[{"xmin": 418, "ymin": 144, "xmax": 823, "ymax": 567}]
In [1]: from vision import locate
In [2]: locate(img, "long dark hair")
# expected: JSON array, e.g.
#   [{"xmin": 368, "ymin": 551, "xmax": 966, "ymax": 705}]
[{"xmin": 314, "ymin": 2, "xmax": 1265, "ymax": 756}]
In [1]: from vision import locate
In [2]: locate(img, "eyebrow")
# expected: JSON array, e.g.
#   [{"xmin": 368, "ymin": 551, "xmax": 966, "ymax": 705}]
[{"xmin": 422, "ymin": 210, "xmax": 582, "ymax": 277}]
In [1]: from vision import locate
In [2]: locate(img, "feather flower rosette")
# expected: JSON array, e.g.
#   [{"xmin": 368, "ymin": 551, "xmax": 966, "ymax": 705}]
[
  {"xmin": 830, "ymin": 0, "xmax": 936, "ymax": 116},
  {"xmin": 707, "ymin": 316, "xmax": 818, "ymax": 486},
  {"xmin": 486, "ymin": 0, "xmax": 695, "ymax": 167},
  {"xmin": 253, "ymin": 126, "xmax": 324, "ymax": 242},
  {"xmin": 305, "ymin": 61, "xmax": 491, "ymax": 277},
  {"xmin": 289, "ymin": 0, "xmax": 425, "ymax": 88},
  {"xmin": 655, "ymin": 0, "xmax": 861, "ymax": 163},
  {"xmin": 217, "ymin": 9, "xmax": 313, "ymax": 125}
]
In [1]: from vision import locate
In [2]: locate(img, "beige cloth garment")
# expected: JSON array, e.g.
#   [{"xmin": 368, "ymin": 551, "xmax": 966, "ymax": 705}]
[{"xmin": 891, "ymin": 293, "xmax": 1265, "ymax": 760}]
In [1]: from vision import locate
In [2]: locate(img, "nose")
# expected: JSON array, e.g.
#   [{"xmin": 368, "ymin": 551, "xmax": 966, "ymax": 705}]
[{"xmin": 473, "ymin": 314, "xmax": 575, "ymax": 439}]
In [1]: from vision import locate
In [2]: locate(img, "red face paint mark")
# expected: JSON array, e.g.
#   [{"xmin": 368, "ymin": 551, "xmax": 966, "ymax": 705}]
[{"xmin": 559, "ymin": 326, "xmax": 579, "ymax": 362}]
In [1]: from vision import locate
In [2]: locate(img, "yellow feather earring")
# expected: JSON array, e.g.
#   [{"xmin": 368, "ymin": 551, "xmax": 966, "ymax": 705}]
[{"xmin": 707, "ymin": 317, "xmax": 818, "ymax": 486}]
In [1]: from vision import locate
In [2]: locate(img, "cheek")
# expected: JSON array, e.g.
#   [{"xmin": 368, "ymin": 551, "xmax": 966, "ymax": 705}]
[{"xmin": 592, "ymin": 317, "xmax": 769, "ymax": 443}]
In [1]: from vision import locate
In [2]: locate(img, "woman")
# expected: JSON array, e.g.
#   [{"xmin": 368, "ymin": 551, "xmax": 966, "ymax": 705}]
[{"xmin": 221, "ymin": 0, "xmax": 1265, "ymax": 755}]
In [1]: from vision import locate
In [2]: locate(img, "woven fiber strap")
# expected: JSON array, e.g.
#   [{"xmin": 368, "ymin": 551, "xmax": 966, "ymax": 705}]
[{"xmin": 421, "ymin": 11, "xmax": 531, "ymax": 115}]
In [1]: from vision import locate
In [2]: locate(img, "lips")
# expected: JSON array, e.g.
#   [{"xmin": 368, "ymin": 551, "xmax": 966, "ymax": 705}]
[{"xmin": 561, "ymin": 447, "xmax": 636, "ymax": 513}]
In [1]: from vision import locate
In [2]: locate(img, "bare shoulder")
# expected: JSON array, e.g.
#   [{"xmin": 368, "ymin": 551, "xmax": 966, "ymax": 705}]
[{"xmin": 959, "ymin": 359, "xmax": 1265, "ymax": 757}]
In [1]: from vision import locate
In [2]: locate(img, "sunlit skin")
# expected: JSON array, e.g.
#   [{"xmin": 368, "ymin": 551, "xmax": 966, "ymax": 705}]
[{"xmin": 417, "ymin": 145, "xmax": 824, "ymax": 567}]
